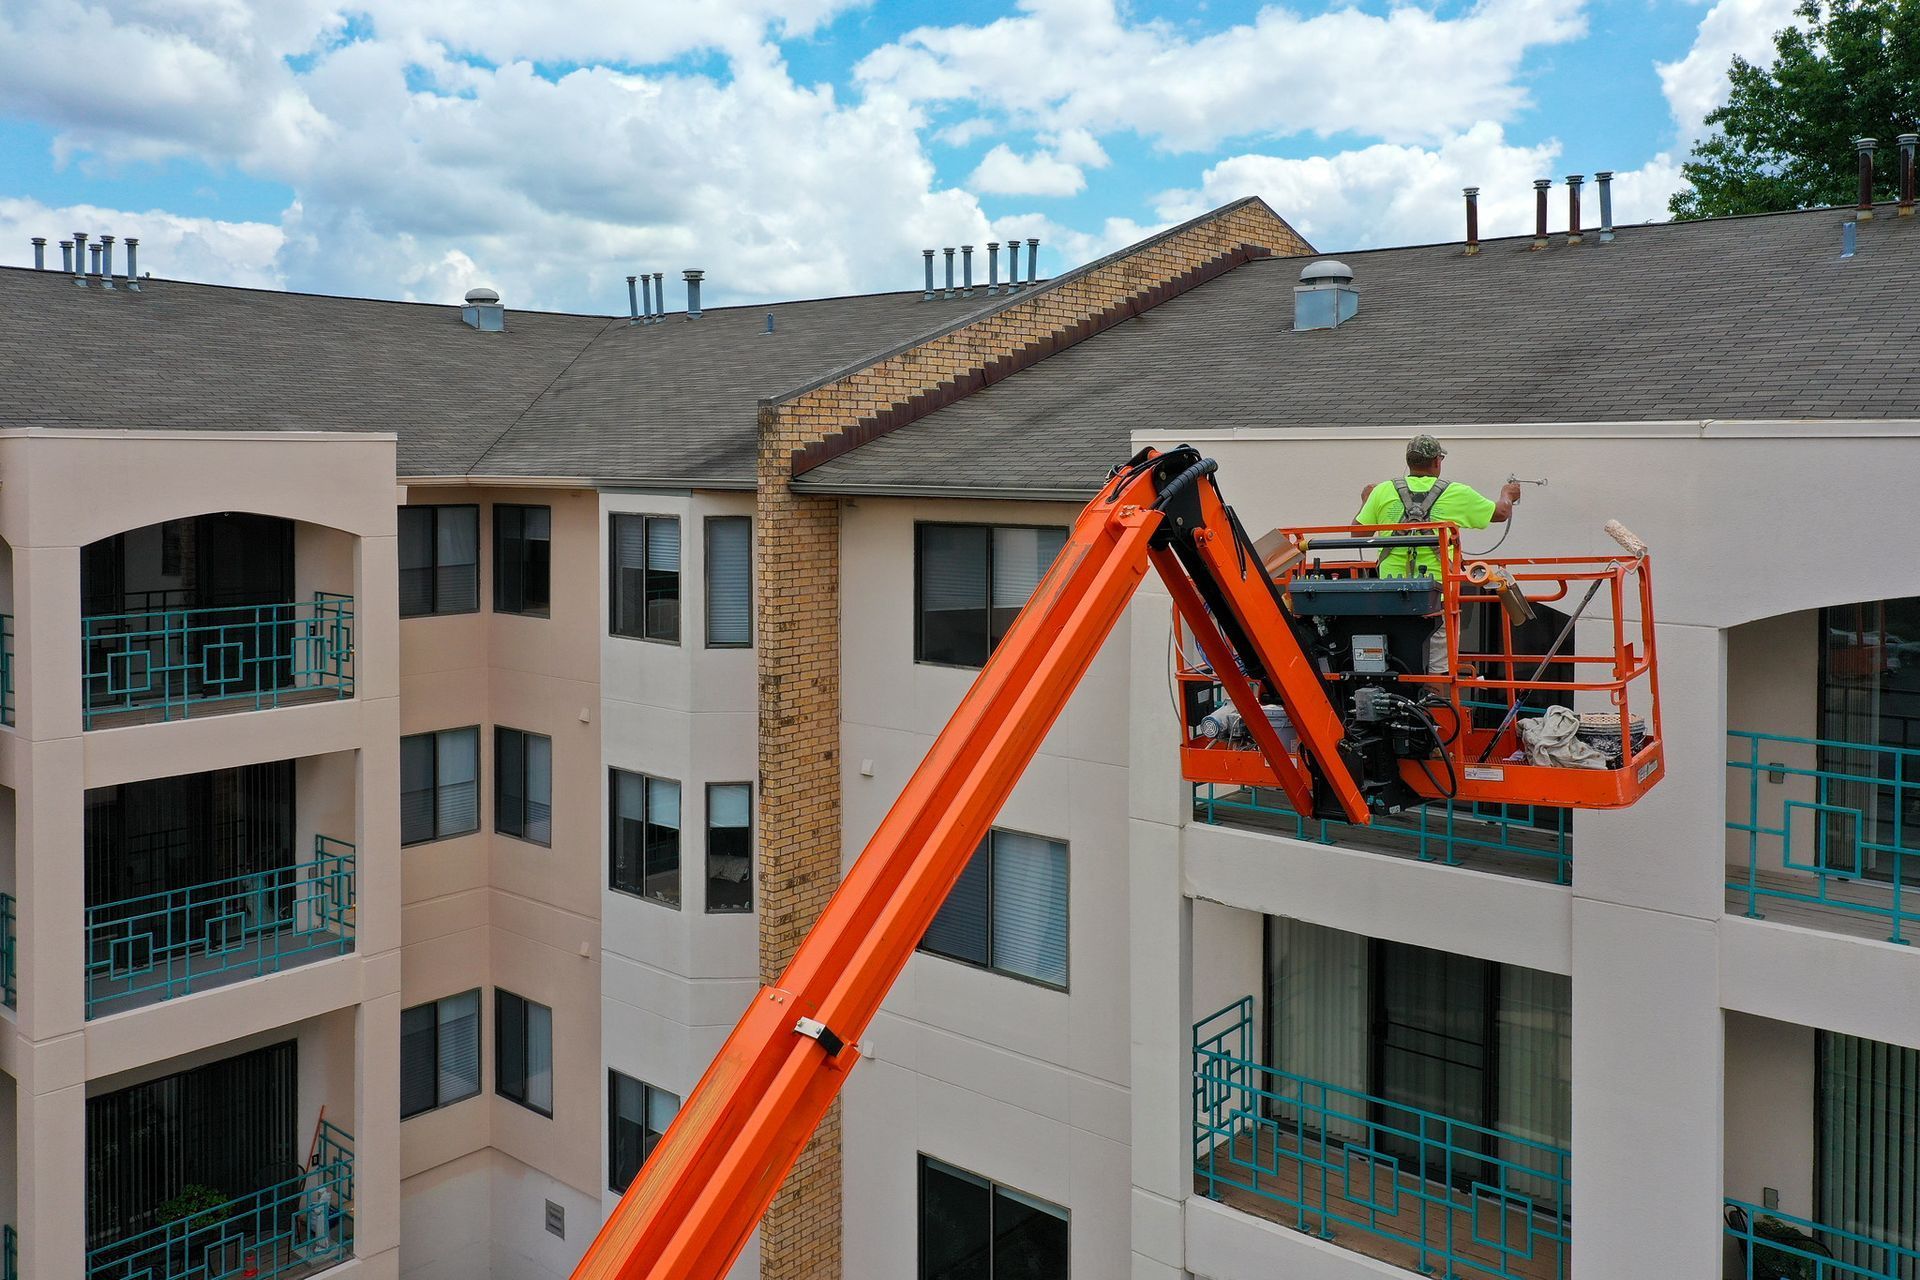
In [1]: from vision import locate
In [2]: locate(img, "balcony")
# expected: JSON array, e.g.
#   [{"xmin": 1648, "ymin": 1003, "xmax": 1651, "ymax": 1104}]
[
  {"xmin": 1727, "ymin": 731, "xmax": 1920, "ymax": 944},
  {"xmin": 1194, "ymin": 784, "xmax": 1571, "ymax": 886},
  {"xmin": 85, "ymin": 836, "xmax": 355, "ymax": 1018},
  {"xmin": 1, "ymin": 612, "xmax": 13, "ymax": 726},
  {"xmin": 1194, "ymin": 998, "xmax": 1569, "ymax": 1280},
  {"xmin": 86, "ymin": 1121, "xmax": 352, "ymax": 1280},
  {"xmin": 82, "ymin": 595, "xmax": 354, "ymax": 730},
  {"xmin": 1, "ymin": 892, "xmax": 14, "ymax": 1010},
  {"xmin": 1725, "ymin": 1200, "xmax": 1916, "ymax": 1279}
]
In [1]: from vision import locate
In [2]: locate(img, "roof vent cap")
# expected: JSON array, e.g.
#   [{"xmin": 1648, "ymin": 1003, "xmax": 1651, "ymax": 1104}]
[
  {"xmin": 462, "ymin": 286, "xmax": 505, "ymax": 332},
  {"xmin": 1294, "ymin": 260, "xmax": 1358, "ymax": 331}
]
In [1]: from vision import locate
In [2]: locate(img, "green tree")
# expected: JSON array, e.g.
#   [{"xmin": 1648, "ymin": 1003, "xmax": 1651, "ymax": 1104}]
[{"xmin": 1669, "ymin": 0, "xmax": 1920, "ymax": 219}]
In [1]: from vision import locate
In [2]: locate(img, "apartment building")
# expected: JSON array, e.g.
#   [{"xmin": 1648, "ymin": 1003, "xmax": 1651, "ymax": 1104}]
[{"xmin": 1, "ymin": 182, "xmax": 1915, "ymax": 1280}]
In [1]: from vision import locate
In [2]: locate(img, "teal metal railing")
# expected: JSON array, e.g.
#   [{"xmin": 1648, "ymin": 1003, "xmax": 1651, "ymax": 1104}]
[
  {"xmin": 0, "ymin": 892, "xmax": 14, "ymax": 1010},
  {"xmin": 1, "ymin": 612, "xmax": 14, "ymax": 727},
  {"xmin": 86, "ymin": 1124, "xmax": 352, "ymax": 1280},
  {"xmin": 1728, "ymin": 730, "xmax": 1920, "ymax": 944},
  {"xmin": 84, "ymin": 837, "xmax": 355, "ymax": 1017},
  {"xmin": 1194, "ymin": 998, "xmax": 1569, "ymax": 1280},
  {"xmin": 81, "ymin": 593, "xmax": 353, "ymax": 728},
  {"xmin": 4, "ymin": 1223, "xmax": 16, "ymax": 1280},
  {"xmin": 1725, "ymin": 1199, "xmax": 1919, "ymax": 1278}
]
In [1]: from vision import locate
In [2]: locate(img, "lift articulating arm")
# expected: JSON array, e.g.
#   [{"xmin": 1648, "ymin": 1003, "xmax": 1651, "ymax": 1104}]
[{"xmin": 568, "ymin": 446, "xmax": 1372, "ymax": 1280}]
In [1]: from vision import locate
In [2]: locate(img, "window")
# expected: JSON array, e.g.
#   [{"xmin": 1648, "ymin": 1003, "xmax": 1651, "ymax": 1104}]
[
  {"xmin": 609, "ymin": 1070, "xmax": 682, "ymax": 1193},
  {"xmin": 915, "ymin": 523, "xmax": 1067, "ymax": 667},
  {"xmin": 401, "ymin": 727, "xmax": 480, "ymax": 846},
  {"xmin": 611, "ymin": 769, "xmax": 682, "ymax": 906},
  {"xmin": 399, "ymin": 505, "xmax": 480, "ymax": 617},
  {"xmin": 919, "ymin": 1156, "xmax": 1068, "ymax": 1280},
  {"xmin": 611, "ymin": 514, "xmax": 681, "ymax": 642},
  {"xmin": 401, "ymin": 990, "xmax": 481, "ymax": 1119},
  {"xmin": 1817, "ymin": 1032, "xmax": 1920, "ymax": 1271},
  {"xmin": 495, "ymin": 727, "xmax": 553, "ymax": 846},
  {"xmin": 920, "ymin": 828, "xmax": 1068, "ymax": 989},
  {"xmin": 496, "ymin": 989, "xmax": 554, "ymax": 1116},
  {"xmin": 1819, "ymin": 596, "xmax": 1920, "ymax": 880},
  {"xmin": 706, "ymin": 783, "xmax": 753, "ymax": 913},
  {"xmin": 494, "ymin": 504, "xmax": 552, "ymax": 616},
  {"xmin": 705, "ymin": 516, "xmax": 752, "ymax": 647}
]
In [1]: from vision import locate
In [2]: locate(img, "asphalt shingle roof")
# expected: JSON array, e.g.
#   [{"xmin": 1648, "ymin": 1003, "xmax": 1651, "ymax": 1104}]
[
  {"xmin": 794, "ymin": 204, "xmax": 1920, "ymax": 500},
  {"xmin": 0, "ymin": 267, "xmax": 999, "ymax": 483}
]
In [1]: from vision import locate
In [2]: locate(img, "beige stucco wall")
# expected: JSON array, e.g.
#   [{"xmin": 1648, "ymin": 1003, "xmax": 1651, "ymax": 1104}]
[
  {"xmin": 397, "ymin": 484, "xmax": 605, "ymax": 1278},
  {"xmin": 0, "ymin": 428, "xmax": 402, "ymax": 1279}
]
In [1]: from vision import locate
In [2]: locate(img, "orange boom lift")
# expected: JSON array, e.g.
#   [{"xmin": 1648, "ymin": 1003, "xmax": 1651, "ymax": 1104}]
[{"xmin": 573, "ymin": 445, "xmax": 1663, "ymax": 1280}]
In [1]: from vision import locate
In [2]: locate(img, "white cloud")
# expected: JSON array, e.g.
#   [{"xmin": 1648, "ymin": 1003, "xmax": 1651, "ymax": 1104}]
[
  {"xmin": 1156, "ymin": 123, "xmax": 1684, "ymax": 253},
  {"xmin": 0, "ymin": 196, "xmax": 285, "ymax": 287},
  {"xmin": 1656, "ymin": 0, "xmax": 1801, "ymax": 143},
  {"xmin": 971, "ymin": 144, "xmax": 1088, "ymax": 196},
  {"xmin": 0, "ymin": 1, "xmax": 996, "ymax": 308},
  {"xmin": 858, "ymin": 0, "xmax": 1588, "ymax": 150}
]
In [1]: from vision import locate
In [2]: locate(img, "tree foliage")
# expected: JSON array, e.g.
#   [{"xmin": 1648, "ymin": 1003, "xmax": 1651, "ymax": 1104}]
[{"xmin": 1669, "ymin": 0, "xmax": 1920, "ymax": 219}]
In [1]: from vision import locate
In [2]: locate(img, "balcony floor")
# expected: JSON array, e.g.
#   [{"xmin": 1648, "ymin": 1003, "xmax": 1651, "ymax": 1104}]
[
  {"xmin": 87, "ymin": 685, "xmax": 348, "ymax": 731},
  {"xmin": 1198, "ymin": 795, "xmax": 1568, "ymax": 888},
  {"xmin": 87, "ymin": 927, "xmax": 351, "ymax": 1019},
  {"xmin": 1198, "ymin": 1129, "xmax": 1565, "ymax": 1280},
  {"xmin": 1725, "ymin": 864, "xmax": 1920, "ymax": 946}
]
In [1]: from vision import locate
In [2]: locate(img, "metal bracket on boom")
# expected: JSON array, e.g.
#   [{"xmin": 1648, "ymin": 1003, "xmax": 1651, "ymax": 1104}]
[{"xmin": 794, "ymin": 1017, "xmax": 846, "ymax": 1058}]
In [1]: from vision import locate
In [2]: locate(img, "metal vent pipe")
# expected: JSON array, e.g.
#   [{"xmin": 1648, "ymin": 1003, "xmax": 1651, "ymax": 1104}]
[
  {"xmin": 683, "ymin": 269, "xmax": 704, "ymax": 318},
  {"xmin": 1006, "ymin": 240, "xmax": 1021, "ymax": 290},
  {"xmin": 60, "ymin": 240, "xmax": 73, "ymax": 274},
  {"xmin": 125, "ymin": 237, "xmax": 140, "ymax": 288},
  {"xmin": 987, "ymin": 241, "xmax": 1000, "ymax": 293},
  {"xmin": 1856, "ymin": 137, "xmax": 1878, "ymax": 217},
  {"xmin": 627, "ymin": 275, "xmax": 640, "ymax": 324},
  {"xmin": 1531, "ymin": 180, "xmax": 1550, "ymax": 249},
  {"xmin": 1899, "ymin": 134, "xmax": 1918, "ymax": 216},
  {"xmin": 1026, "ymin": 238, "xmax": 1039, "ymax": 285},
  {"xmin": 1566, "ymin": 176, "xmax": 1584, "ymax": 245},
  {"xmin": 31, "ymin": 237, "xmax": 45, "ymax": 270},
  {"xmin": 962, "ymin": 245, "xmax": 974, "ymax": 297},
  {"xmin": 73, "ymin": 232, "xmax": 88, "ymax": 284},
  {"xmin": 1462, "ymin": 188, "xmax": 1479, "ymax": 255},
  {"xmin": 943, "ymin": 247, "xmax": 955, "ymax": 298},
  {"xmin": 1596, "ymin": 172, "xmax": 1615, "ymax": 242},
  {"xmin": 922, "ymin": 249, "xmax": 936, "ymax": 300},
  {"xmin": 100, "ymin": 234, "xmax": 116, "ymax": 287}
]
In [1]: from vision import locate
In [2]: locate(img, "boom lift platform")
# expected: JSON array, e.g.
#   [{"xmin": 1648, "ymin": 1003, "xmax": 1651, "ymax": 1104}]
[{"xmin": 573, "ymin": 445, "xmax": 1664, "ymax": 1280}]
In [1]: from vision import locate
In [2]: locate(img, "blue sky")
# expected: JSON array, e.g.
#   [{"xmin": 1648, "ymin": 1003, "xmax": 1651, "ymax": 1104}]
[{"xmin": 0, "ymin": 0, "xmax": 1794, "ymax": 311}]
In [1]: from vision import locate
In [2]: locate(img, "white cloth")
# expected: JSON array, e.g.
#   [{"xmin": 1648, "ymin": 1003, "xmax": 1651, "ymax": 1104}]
[{"xmin": 1517, "ymin": 705, "xmax": 1609, "ymax": 769}]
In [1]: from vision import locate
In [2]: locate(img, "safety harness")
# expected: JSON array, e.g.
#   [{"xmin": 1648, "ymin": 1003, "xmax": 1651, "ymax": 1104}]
[{"xmin": 1390, "ymin": 477, "xmax": 1451, "ymax": 522}]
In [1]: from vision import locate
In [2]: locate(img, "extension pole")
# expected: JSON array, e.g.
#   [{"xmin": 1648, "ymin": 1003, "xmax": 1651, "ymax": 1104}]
[{"xmin": 1477, "ymin": 577, "xmax": 1606, "ymax": 763}]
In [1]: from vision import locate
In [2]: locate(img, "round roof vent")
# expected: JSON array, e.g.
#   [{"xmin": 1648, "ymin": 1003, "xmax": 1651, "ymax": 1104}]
[
  {"xmin": 1298, "ymin": 259, "xmax": 1353, "ymax": 284},
  {"xmin": 465, "ymin": 287, "xmax": 500, "ymax": 305}
]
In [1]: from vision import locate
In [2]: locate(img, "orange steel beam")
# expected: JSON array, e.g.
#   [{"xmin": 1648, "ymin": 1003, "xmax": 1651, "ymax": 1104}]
[{"xmin": 570, "ymin": 447, "xmax": 1352, "ymax": 1280}]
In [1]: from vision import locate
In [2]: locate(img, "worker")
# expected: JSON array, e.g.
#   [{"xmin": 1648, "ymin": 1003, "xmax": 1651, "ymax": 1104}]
[{"xmin": 1355, "ymin": 434, "xmax": 1521, "ymax": 673}]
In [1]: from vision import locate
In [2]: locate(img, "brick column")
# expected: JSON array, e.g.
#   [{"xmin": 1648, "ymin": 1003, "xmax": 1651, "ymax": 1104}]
[{"xmin": 753, "ymin": 198, "xmax": 1311, "ymax": 1280}]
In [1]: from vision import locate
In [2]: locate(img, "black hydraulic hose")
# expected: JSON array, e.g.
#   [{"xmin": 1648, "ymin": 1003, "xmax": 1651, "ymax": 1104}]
[{"xmin": 1151, "ymin": 457, "xmax": 1219, "ymax": 512}]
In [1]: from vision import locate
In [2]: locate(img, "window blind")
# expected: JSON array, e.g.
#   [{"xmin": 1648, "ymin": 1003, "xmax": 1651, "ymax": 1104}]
[
  {"xmin": 524, "ymin": 999, "xmax": 554, "ymax": 1114},
  {"xmin": 706, "ymin": 517, "xmax": 752, "ymax": 646},
  {"xmin": 436, "ymin": 507, "xmax": 479, "ymax": 612},
  {"xmin": 922, "ymin": 839, "xmax": 990, "ymax": 967},
  {"xmin": 990, "ymin": 526, "xmax": 1065, "ymax": 609},
  {"xmin": 398, "ymin": 507, "xmax": 435, "ymax": 617},
  {"xmin": 1821, "ymin": 1032, "xmax": 1920, "ymax": 1276},
  {"xmin": 400, "ymin": 734, "xmax": 435, "ymax": 846},
  {"xmin": 988, "ymin": 831, "xmax": 1068, "ymax": 987},
  {"xmin": 645, "ymin": 518, "xmax": 680, "ymax": 571},
  {"xmin": 400, "ymin": 1003, "xmax": 437, "ymax": 1118},
  {"xmin": 436, "ymin": 728, "xmax": 479, "ymax": 837},
  {"xmin": 438, "ymin": 989, "xmax": 481, "ymax": 1103},
  {"xmin": 526, "ymin": 733, "xmax": 552, "ymax": 845}
]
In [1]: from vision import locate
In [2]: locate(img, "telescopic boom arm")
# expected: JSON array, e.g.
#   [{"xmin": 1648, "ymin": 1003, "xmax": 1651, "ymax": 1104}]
[{"xmin": 569, "ymin": 446, "xmax": 1361, "ymax": 1280}]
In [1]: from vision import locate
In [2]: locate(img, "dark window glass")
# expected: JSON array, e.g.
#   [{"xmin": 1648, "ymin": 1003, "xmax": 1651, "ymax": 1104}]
[
  {"xmin": 496, "ymin": 989, "xmax": 554, "ymax": 1116},
  {"xmin": 400, "ymin": 505, "xmax": 479, "ymax": 617},
  {"xmin": 705, "ymin": 516, "xmax": 752, "ymax": 647},
  {"xmin": 919, "ymin": 829, "xmax": 1068, "ymax": 989},
  {"xmin": 495, "ymin": 505, "xmax": 552, "ymax": 616},
  {"xmin": 706, "ymin": 783, "xmax": 753, "ymax": 914},
  {"xmin": 401, "ymin": 989, "xmax": 481, "ymax": 1119},
  {"xmin": 611, "ymin": 514, "xmax": 680, "ymax": 642},
  {"xmin": 495, "ymin": 726, "xmax": 553, "ymax": 846},
  {"xmin": 401, "ymin": 726, "xmax": 480, "ymax": 846},
  {"xmin": 611, "ymin": 768, "xmax": 681, "ymax": 907},
  {"xmin": 919, "ymin": 1155, "xmax": 1066, "ymax": 1280},
  {"xmin": 609, "ymin": 1069, "xmax": 682, "ymax": 1193},
  {"xmin": 915, "ymin": 523, "xmax": 1065, "ymax": 667},
  {"xmin": 1819, "ymin": 597, "xmax": 1920, "ymax": 880}
]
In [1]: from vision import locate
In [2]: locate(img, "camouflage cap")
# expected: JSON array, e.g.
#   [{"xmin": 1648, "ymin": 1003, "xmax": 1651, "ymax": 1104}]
[{"xmin": 1407, "ymin": 433, "xmax": 1448, "ymax": 461}]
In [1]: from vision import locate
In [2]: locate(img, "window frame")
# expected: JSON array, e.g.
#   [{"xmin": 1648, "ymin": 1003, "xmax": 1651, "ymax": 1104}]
[
  {"xmin": 494, "ymin": 988, "xmax": 555, "ymax": 1118},
  {"xmin": 401, "ymin": 725, "xmax": 482, "ymax": 847},
  {"xmin": 399, "ymin": 503, "xmax": 481, "ymax": 618},
  {"xmin": 609, "ymin": 767, "xmax": 683, "ymax": 908},
  {"xmin": 703, "ymin": 514, "xmax": 753, "ymax": 649},
  {"xmin": 400, "ymin": 988, "xmax": 482, "ymax": 1120},
  {"xmin": 912, "ymin": 520, "xmax": 1067, "ymax": 669},
  {"xmin": 704, "ymin": 781, "xmax": 754, "ymax": 915},
  {"xmin": 608, "ymin": 1069, "xmax": 682, "ymax": 1193},
  {"xmin": 917, "ymin": 1153, "xmax": 1070, "ymax": 1280},
  {"xmin": 494, "ymin": 725, "xmax": 554, "ymax": 848},
  {"xmin": 917, "ymin": 826, "xmax": 1070, "ymax": 991},
  {"xmin": 609, "ymin": 513, "xmax": 682, "ymax": 645},
  {"xmin": 493, "ymin": 503, "xmax": 552, "ymax": 617}
]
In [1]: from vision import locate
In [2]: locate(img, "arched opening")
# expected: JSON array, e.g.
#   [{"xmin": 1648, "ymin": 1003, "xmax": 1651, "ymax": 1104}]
[{"xmin": 80, "ymin": 513, "xmax": 353, "ymax": 727}]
